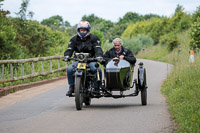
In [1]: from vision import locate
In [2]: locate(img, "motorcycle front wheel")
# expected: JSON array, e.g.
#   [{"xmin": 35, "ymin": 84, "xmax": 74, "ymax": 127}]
[{"xmin": 75, "ymin": 76, "xmax": 83, "ymax": 110}]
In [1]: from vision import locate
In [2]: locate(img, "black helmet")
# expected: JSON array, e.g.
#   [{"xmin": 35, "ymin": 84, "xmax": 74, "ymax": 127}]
[{"xmin": 77, "ymin": 21, "xmax": 91, "ymax": 39}]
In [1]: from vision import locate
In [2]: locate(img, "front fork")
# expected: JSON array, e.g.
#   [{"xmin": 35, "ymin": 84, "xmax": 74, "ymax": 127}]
[{"xmin": 95, "ymin": 63, "xmax": 101, "ymax": 82}]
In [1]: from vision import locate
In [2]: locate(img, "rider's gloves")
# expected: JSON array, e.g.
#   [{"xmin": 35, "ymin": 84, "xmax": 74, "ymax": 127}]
[
  {"xmin": 96, "ymin": 56, "xmax": 103, "ymax": 63},
  {"xmin": 64, "ymin": 56, "xmax": 70, "ymax": 62}
]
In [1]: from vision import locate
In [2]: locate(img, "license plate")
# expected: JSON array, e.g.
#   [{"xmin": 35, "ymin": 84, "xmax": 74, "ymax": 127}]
[{"xmin": 77, "ymin": 63, "xmax": 86, "ymax": 69}]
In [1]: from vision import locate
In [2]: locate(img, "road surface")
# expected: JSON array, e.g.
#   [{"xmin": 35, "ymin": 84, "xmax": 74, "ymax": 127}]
[{"xmin": 0, "ymin": 59, "xmax": 176, "ymax": 133}]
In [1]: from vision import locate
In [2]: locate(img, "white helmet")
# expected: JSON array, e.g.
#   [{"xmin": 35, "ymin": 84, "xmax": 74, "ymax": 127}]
[{"xmin": 77, "ymin": 21, "xmax": 91, "ymax": 39}]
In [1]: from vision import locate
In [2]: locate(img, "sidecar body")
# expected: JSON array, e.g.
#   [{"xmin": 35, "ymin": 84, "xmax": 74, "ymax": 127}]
[{"xmin": 104, "ymin": 59, "xmax": 134, "ymax": 91}]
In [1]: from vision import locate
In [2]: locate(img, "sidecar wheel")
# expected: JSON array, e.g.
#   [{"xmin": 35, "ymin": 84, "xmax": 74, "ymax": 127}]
[
  {"xmin": 75, "ymin": 76, "xmax": 83, "ymax": 110},
  {"xmin": 138, "ymin": 67, "xmax": 147, "ymax": 105},
  {"xmin": 141, "ymin": 88, "xmax": 147, "ymax": 105}
]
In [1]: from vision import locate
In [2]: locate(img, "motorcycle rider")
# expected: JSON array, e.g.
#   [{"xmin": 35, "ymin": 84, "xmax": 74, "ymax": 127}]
[
  {"xmin": 64, "ymin": 21, "xmax": 103, "ymax": 96},
  {"xmin": 103, "ymin": 38, "xmax": 136, "ymax": 65}
]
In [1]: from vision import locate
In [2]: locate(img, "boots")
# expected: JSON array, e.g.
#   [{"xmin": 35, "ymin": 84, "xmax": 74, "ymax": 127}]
[
  {"xmin": 66, "ymin": 85, "xmax": 74, "ymax": 96},
  {"xmin": 93, "ymin": 87, "xmax": 100, "ymax": 95}
]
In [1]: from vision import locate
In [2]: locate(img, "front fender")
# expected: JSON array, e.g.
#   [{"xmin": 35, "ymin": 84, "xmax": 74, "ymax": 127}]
[
  {"xmin": 75, "ymin": 70, "xmax": 83, "ymax": 77},
  {"xmin": 138, "ymin": 67, "xmax": 145, "ymax": 86}
]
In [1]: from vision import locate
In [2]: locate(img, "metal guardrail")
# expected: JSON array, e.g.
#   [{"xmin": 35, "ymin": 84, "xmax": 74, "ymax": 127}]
[{"xmin": 0, "ymin": 55, "xmax": 67, "ymax": 84}]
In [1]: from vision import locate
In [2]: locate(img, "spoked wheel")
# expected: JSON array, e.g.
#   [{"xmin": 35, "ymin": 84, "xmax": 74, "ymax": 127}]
[
  {"xmin": 75, "ymin": 76, "xmax": 83, "ymax": 110},
  {"xmin": 138, "ymin": 66, "xmax": 147, "ymax": 106}
]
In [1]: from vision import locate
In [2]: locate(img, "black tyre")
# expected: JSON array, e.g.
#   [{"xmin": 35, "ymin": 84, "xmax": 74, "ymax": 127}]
[
  {"xmin": 138, "ymin": 68, "xmax": 147, "ymax": 105},
  {"xmin": 141, "ymin": 88, "xmax": 147, "ymax": 105},
  {"xmin": 75, "ymin": 76, "xmax": 83, "ymax": 110}
]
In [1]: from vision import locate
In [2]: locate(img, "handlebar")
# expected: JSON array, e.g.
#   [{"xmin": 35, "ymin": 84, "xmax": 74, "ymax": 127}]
[{"xmin": 62, "ymin": 57, "xmax": 99, "ymax": 62}]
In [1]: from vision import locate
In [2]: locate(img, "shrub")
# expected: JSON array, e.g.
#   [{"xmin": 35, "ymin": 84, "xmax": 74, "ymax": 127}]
[
  {"xmin": 160, "ymin": 32, "xmax": 179, "ymax": 51},
  {"xmin": 123, "ymin": 35, "xmax": 154, "ymax": 53}
]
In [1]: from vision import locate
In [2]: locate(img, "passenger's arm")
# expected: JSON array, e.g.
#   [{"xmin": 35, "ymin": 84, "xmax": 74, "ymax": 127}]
[{"xmin": 124, "ymin": 51, "xmax": 136, "ymax": 64}]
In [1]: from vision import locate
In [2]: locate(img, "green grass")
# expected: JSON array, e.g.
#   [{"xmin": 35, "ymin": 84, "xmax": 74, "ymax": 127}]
[
  {"xmin": 137, "ymin": 30, "xmax": 200, "ymax": 132},
  {"xmin": 136, "ymin": 44, "xmax": 170, "ymax": 62},
  {"xmin": 161, "ymin": 53, "xmax": 200, "ymax": 132}
]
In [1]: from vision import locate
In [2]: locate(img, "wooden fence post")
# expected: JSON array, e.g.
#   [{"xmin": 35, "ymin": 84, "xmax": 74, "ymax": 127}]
[
  {"xmin": 50, "ymin": 60, "xmax": 52, "ymax": 72},
  {"xmin": 41, "ymin": 61, "xmax": 44, "ymax": 73},
  {"xmin": 2, "ymin": 64, "xmax": 4, "ymax": 80},
  {"xmin": 10, "ymin": 64, "xmax": 13, "ymax": 86},
  {"xmin": 21, "ymin": 63, "xmax": 24, "ymax": 84},
  {"xmin": 58, "ymin": 59, "xmax": 60, "ymax": 76},
  {"xmin": 32, "ymin": 62, "xmax": 34, "ymax": 74}
]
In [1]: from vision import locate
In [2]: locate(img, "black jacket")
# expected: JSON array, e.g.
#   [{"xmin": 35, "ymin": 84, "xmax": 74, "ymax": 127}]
[
  {"xmin": 103, "ymin": 46, "xmax": 136, "ymax": 64},
  {"xmin": 64, "ymin": 34, "xmax": 103, "ymax": 57}
]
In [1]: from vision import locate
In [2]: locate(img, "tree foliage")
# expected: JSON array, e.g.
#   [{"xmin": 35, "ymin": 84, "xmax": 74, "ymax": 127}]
[
  {"xmin": 16, "ymin": 0, "xmax": 34, "ymax": 20},
  {"xmin": 190, "ymin": 17, "xmax": 200, "ymax": 50},
  {"xmin": 118, "ymin": 12, "xmax": 142, "ymax": 24},
  {"xmin": 121, "ymin": 5, "xmax": 193, "ymax": 51},
  {"xmin": 0, "ymin": 3, "xmax": 18, "ymax": 59},
  {"xmin": 192, "ymin": 6, "xmax": 200, "ymax": 22},
  {"xmin": 41, "ymin": 15, "xmax": 71, "ymax": 31}
]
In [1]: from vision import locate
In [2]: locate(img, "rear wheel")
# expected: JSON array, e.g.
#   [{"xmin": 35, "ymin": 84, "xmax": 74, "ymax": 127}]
[{"xmin": 75, "ymin": 76, "xmax": 83, "ymax": 110}]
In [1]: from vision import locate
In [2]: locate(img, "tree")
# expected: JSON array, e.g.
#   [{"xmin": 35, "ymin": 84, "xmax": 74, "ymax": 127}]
[
  {"xmin": 192, "ymin": 6, "xmax": 200, "ymax": 22},
  {"xmin": 41, "ymin": 15, "xmax": 63, "ymax": 29},
  {"xmin": 82, "ymin": 14, "xmax": 102, "ymax": 24},
  {"xmin": 175, "ymin": 4, "xmax": 184, "ymax": 14},
  {"xmin": 16, "ymin": 0, "xmax": 34, "ymax": 20},
  {"xmin": 107, "ymin": 24, "xmax": 127, "ymax": 42},
  {"xmin": 65, "ymin": 20, "xmax": 71, "ymax": 27},
  {"xmin": 0, "ymin": 1, "xmax": 19, "ymax": 59},
  {"xmin": 118, "ymin": 12, "xmax": 142, "ymax": 24},
  {"xmin": 143, "ymin": 13, "xmax": 161, "ymax": 20},
  {"xmin": 41, "ymin": 15, "xmax": 71, "ymax": 31},
  {"xmin": 190, "ymin": 17, "xmax": 200, "ymax": 50}
]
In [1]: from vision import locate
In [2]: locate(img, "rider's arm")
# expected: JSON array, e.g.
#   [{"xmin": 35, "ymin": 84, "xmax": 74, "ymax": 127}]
[
  {"xmin": 64, "ymin": 38, "xmax": 76, "ymax": 57},
  {"xmin": 92, "ymin": 36, "xmax": 103, "ymax": 57}
]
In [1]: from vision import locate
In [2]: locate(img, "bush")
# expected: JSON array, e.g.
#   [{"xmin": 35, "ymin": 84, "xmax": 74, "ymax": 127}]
[
  {"xmin": 123, "ymin": 35, "xmax": 154, "ymax": 53},
  {"xmin": 102, "ymin": 40, "xmax": 113, "ymax": 53},
  {"xmin": 160, "ymin": 32, "xmax": 179, "ymax": 51}
]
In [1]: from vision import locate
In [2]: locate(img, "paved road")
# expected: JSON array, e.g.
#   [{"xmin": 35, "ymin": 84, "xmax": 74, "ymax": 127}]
[{"xmin": 0, "ymin": 59, "xmax": 175, "ymax": 133}]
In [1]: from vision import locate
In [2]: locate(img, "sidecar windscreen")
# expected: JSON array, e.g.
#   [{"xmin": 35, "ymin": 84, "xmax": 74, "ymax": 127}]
[
  {"xmin": 105, "ymin": 60, "xmax": 133, "ymax": 91},
  {"xmin": 106, "ymin": 59, "xmax": 130, "ymax": 71}
]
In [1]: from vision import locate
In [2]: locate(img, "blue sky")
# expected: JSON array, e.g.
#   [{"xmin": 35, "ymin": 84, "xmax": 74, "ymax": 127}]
[{"xmin": 2, "ymin": 0, "xmax": 200, "ymax": 26}]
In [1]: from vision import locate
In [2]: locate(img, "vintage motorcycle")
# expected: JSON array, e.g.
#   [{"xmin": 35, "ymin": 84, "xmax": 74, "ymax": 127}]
[{"xmin": 64, "ymin": 53, "xmax": 147, "ymax": 110}]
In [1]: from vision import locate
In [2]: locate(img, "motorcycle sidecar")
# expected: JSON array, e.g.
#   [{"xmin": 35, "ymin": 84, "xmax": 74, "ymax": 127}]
[{"xmin": 104, "ymin": 59, "xmax": 134, "ymax": 91}]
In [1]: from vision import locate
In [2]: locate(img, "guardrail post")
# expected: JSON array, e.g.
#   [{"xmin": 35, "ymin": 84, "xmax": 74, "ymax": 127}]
[
  {"xmin": 58, "ymin": 59, "xmax": 60, "ymax": 76},
  {"xmin": 50, "ymin": 60, "xmax": 52, "ymax": 72},
  {"xmin": 32, "ymin": 62, "xmax": 34, "ymax": 74},
  {"xmin": 41, "ymin": 61, "xmax": 44, "ymax": 73},
  {"xmin": 21, "ymin": 63, "xmax": 24, "ymax": 84},
  {"xmin": 2, "ymin": 64, "xmax": 5, "ymax": 87},
  {"xmin": 2, "ymin": 64, "xmax": 4, "ymax": 80},
  {"xmin": 10, "ymin": 64, "xmax": 13, "ymax": 86}
]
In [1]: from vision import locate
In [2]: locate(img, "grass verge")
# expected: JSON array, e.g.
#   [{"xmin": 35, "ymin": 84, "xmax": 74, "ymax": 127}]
[{"xmin": 136, "ymin": 30, "xmax": 200, "ymax": 132}]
